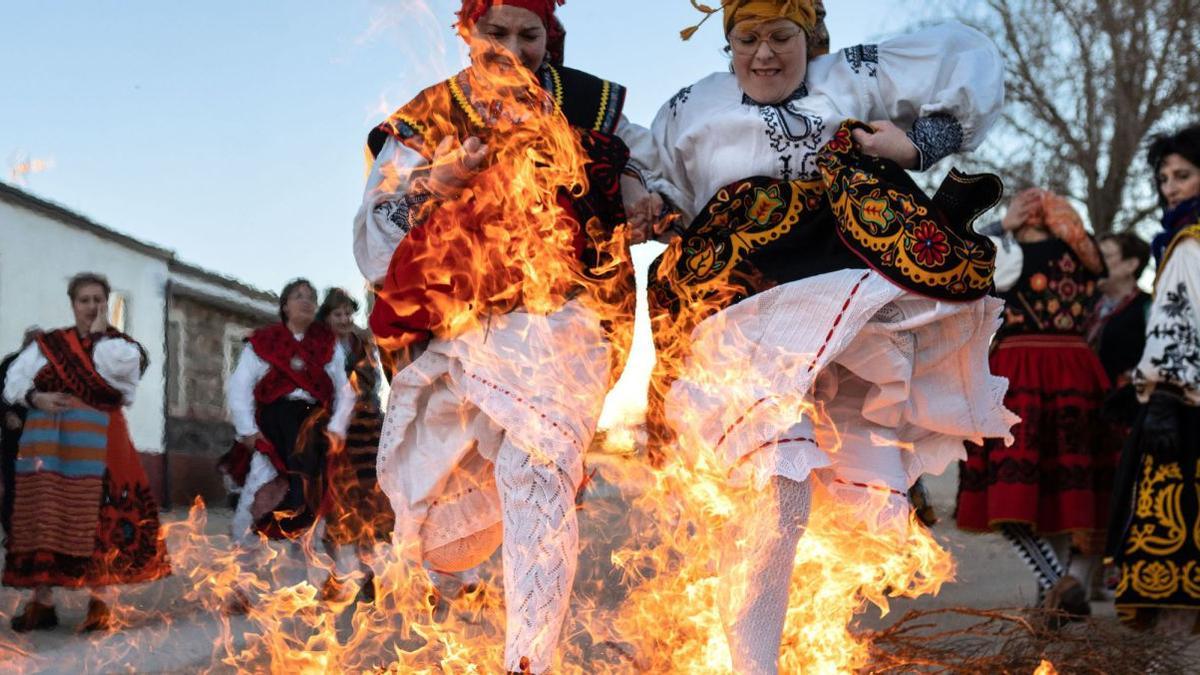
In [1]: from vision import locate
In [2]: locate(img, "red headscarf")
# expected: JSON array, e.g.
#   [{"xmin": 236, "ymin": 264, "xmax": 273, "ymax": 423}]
[
  {"xmin": 1014, "ymin": 188, "xmax": 1105, "ymax": 275},
  {"xmin": 457, "ymin": 0, "xmax": 567, "ymax": 65}
]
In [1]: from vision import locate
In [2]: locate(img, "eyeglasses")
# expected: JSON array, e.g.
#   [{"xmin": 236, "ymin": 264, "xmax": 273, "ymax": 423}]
[{"xmin": 727, "ymin": 29, "xmax": 804, "ymax": 56}]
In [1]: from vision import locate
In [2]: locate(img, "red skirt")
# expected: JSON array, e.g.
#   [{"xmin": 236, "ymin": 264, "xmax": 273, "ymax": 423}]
[{"xmin": 956, "ymin": 335, "xmax": 1114, "ymax": 535}]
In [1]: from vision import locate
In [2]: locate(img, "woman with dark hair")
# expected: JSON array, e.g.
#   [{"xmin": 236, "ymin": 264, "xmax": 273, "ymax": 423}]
[
  {"xmin": 2, "ymin": 273, "xmax": 169, "ymax": 632},
  {"xmin": 1090, "ymin": 232, "xmax": 1153, "ymax": 388},
  {"xmin": 224, "ymin": 278, "xmax": 354, "ymax": 543},
  {"xmin": 1107, "ymin": 124, "xmax": 1200, "ymax": 636},
  {"xmin": 316, "ymin": 288, "xmax": 394, "ymax": 602}
]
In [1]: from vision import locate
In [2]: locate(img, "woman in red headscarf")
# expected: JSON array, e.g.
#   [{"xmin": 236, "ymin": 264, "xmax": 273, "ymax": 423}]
[
  {"xmin": 956, "ymin": 189, "xmax": 1112, "ymax": 624},
  {"xmin": 352, "ymin": 2, "xmax": 648, "ymax": 671}
]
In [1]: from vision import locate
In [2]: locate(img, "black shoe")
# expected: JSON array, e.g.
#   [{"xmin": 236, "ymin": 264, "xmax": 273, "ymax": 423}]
[
  {"xmin": 356, "ymin": 571, "xmax": 376, "ymax": 604},
  {"xmin": 79, "ymin": 598, "xmax": 112, "ymax": 633},
  {"xmin": 1043, "ymin": 575, "xmax": 1090, "ymax": 629},
  {"xmin": 12, "ymin": 601, "xmax": 59, "ymax": 632}
]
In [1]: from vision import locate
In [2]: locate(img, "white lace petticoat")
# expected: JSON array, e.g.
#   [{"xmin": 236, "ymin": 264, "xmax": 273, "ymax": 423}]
[
  {"xmin": 376, "ymin": 300, "xmax": 613, "ymax": 563},
  {"xmin": 666, "ymin": 268, "xmax": 1018, "ymax": 514}
]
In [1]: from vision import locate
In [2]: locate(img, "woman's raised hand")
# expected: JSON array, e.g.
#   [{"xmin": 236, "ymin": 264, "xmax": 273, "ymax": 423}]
[
  {"xmin": 90, "ymin": 300, "xmax": 110, "ymax": 335},
  {"xmin": 851, "ymin": 120, "xmax": 920, "ymax": 170},
  {"xmin": 1002, "ymin": 189, "xmax": 1043, "ymax": 232},
  {"xmin": 428, "ymin": 136, "xmax": 488, "ymax": 199}
]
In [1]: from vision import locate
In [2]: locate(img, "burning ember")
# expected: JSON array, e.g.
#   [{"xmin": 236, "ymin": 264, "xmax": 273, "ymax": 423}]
[{"xmin": 1034, "ymin": 660, "xmax": 1059, "ymax": 675}]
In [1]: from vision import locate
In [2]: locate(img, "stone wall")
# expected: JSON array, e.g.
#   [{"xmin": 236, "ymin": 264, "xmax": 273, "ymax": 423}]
[{"xmin": 163, "ymin": 294, "xmax": 270, "ymax": 509}]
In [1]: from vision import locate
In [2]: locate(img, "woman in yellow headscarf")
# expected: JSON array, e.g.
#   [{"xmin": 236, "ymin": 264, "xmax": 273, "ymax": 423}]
[{"xmin": 629, "ymin": 1, "xmax": 1012, "ymax": 671}]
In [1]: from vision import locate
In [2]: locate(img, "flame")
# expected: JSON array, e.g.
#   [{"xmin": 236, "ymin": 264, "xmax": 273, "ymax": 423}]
[
  {"xmin": 1034, "ymin": 659, "xmax": 1059, "ymax": 675},
  {"xmin": 2, "ymin": 13, "xmax": 959, "ymax": 675}
]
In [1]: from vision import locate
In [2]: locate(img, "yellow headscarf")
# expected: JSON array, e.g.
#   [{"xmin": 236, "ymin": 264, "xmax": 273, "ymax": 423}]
[{"xmin": 681, "ymin": 0, "xmax": 817, "ymax": 41}]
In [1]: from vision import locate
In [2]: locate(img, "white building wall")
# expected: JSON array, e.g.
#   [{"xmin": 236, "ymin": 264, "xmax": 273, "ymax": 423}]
[{"xmin": 0, "ymin": 200, "xmax": 169, "ymax": 453}]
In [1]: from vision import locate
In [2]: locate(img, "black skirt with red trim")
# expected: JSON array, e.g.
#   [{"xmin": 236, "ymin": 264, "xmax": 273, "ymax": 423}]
[{"xmin": 956, "ymin": 334, "xmax": 1114, "ymax": 535}]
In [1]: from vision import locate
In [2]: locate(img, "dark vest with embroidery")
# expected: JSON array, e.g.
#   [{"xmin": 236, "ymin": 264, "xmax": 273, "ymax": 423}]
[
  {"xmin": 365, "ymin": 65, "xmax": 636, "ymax": 376},
  {"xmin": 248, "ymin": 323, "xmax": 335, "ymax": 407},
  {"xmin": 648, "ymin": 120, "xmax": 1001, "ymax": 353},
  {"xmin": 995, "ymin": 238, "xmax": 1102, "ymax": 341}
]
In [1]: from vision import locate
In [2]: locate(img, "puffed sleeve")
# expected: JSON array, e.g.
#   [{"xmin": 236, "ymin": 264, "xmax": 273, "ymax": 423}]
[
  {"xmin": 809, "ymin": 21, "xmax": 1004, "ymax": 163},
  {"xmin": 2, "ymin": 342, "xmax": 46, "ymax": 406},
  {"xmin": 637, "ymin": 87, "xmax": 701, "ymax": 224},
  {"xmin": 984, "ymin": 230, "xmax": 1023, "ymax": 293},
  {"xmin": 353, "ymin": 135, "xmax": 435, "ymax": 285},
  {"xmin": 1134, "ymin": 238, "xmax": 1200, "ymax": 404},
  {"xmin": 92, "ymin": 337, "xmax": 145, "ymax": 405},
  {"xmin": 225, "ymin": 343, "xmax": 270, "ymax": 438},
  {"xmin": 616, "ymin": 115, "xmax": 654, "ymax": 183},
  {"xmin": 325, "ymin": 342, "xmax": 355, "ymax": 438}
]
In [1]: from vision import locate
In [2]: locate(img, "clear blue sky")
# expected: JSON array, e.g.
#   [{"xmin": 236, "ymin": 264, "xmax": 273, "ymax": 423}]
[{"xmin": 0, "ymin": 0, "xmax": 917, "ymax": 298}]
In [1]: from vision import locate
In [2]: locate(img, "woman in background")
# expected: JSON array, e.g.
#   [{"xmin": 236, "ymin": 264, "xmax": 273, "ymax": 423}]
[
  {"xmin": 3, "ymin": 273, "xmax": 169, "ymax": 632},
  {"xmin": 318, "ymin": 288, "xmax": 393, "ymax": 603},
  {"xmin": 1107, "ymin": 123, "xmax": 1200, "ymax": 637}
]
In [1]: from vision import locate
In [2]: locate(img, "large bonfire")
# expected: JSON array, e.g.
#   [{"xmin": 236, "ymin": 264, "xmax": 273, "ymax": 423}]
[{"xmin": 4, "ymin": 21, "xmax": 994, "ymax": 675}]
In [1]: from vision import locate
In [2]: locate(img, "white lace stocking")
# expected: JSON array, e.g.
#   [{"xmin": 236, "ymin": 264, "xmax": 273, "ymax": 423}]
[
  {"xmin": 719, "ymin": 476, "xmax": 813, "ymax": 675},
  {"xmin": 495, "ymin": 437, "xmax": 579, "ymax": 674}
]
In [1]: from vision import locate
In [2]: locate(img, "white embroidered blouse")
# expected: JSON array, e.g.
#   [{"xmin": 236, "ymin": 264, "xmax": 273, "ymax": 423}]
[
  {"xmin": 633, "ymin": 22, "xmax": 1005, "ymax": 224},
  {"xmin": 3, "ymin": 337, "xmax": 143, "ymax": 407},
  {"xmin": 225, "ymin": 338, "xmax": 355, "ymax": 439},
  {"xmin": 1134, "ymin": 238, "xmax": 1200, "ymax": 405}
]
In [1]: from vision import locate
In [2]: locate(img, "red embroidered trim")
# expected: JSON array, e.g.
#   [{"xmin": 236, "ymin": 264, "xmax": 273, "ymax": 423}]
[
  {"xmin": 464, "ymin": 372, "xmax": 580, "ymax": 449},
  {"xmin": 751, "ymin": 436, "xmax": 818, "ymax": 454},
  {"xmin": 832, "ymin": 477, "xmax": 905, "ymax": 498},
  {"xmin": 714, "ymin": 271, "xmax": 872, "ymax": 453}
]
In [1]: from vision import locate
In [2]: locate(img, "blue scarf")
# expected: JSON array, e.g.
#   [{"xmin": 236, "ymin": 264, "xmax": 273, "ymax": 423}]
[{"xmin": 1153, "ymin": 196, "xmax": 1200, "ymax": 265}]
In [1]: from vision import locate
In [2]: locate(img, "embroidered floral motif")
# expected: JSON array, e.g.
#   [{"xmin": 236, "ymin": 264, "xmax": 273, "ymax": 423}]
[
  {"xmin": 911, "ymin": 222, "xmax": 950, "ymax": 267},
  {"xmin": 1143, "ymin": 282, "xmax": 1200, "ymax": 389},
  {"xmin": 844, "ymin": 44, "xmax": 879, "ymax": 77},
  {"xmin": 747, "ymin": 186, "xmax": 785, "ymax": 226},
  {"xmin": 757, "ymin": 104, "xmax": 826, "ymax": 180},
  {"xmin": 376, "ymin": 192, "xmax": 432, "ymax": 235},
  {"xmin": 1000, "ymin": 247, "xmax": 1099, "ymax": 337},
  {"xmin": 820, "ymin": 122, "xmax": 999, "ymax": 300},
  {"xmin": 1115, "ymin": 452, "xmax": 1200, "ymax": 606},
  {"xmin": 668, "ymin": 85, "xmax": 692, "ymax": 118}
]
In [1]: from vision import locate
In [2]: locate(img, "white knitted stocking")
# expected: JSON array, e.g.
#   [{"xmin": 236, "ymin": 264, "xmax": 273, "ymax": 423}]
[
  {"xmin": 495, "ymin": 437, "xmax": 579, "ymax": 674},
  {"xmin": 719, "ymin": 476, "xmax": 813, "ymax": 675}
]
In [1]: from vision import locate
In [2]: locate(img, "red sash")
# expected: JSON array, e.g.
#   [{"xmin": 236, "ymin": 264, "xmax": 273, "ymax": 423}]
[{"xmin": 248, "ymin": 323, "xmax": 335, "ymax": 406}]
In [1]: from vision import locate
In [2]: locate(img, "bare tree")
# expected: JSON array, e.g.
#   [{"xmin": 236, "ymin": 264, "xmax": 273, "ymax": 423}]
[{"xmin": 943, "ymin": 0, "xmax": 1199, "ymax": 235}]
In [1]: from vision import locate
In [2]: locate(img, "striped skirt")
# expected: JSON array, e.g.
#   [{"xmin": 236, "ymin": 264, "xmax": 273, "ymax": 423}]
[
  {"xmin": 325, "ymin": 400, "xmax": 395, "ymax": 547},
  {"xmin": 3, "ymin": 407, "xmax": 169, "ymax": 588}
]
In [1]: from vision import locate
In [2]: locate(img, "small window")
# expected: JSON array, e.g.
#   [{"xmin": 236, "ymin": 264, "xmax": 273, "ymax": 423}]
[
  {"xmin": 166, "ymin": 309, "xmax": 187, "ymax": 416},
  {"xmin": 108, "ymin": 292, "xmax": 128, "ymax": 332}
]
